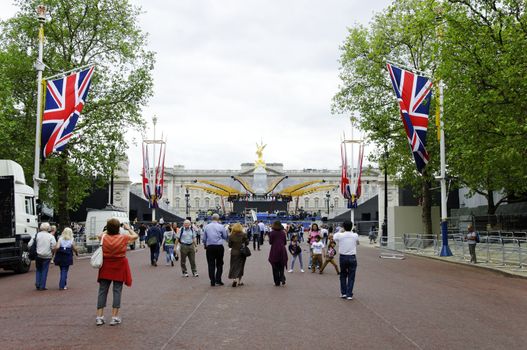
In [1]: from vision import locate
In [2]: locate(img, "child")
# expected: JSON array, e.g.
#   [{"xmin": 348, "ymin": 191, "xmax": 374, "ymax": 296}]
[
  {"xmin": 288, "ymin": 236, "xmax": 304, "ymax": 273},
  {"xmin": 310, "ymin": 235, "xmax": 325, "ymax": 273},
  {"xmin": 320, "ymin": 240, "xmax": 340, "ymax": 274}
]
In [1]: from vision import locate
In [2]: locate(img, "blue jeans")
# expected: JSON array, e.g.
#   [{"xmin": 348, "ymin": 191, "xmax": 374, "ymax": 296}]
[
  {"xmin": 165, "ymin": 245, "xmax": 175, "ymax": 263},
  {"xmin": 339, "ymin": 255, "xmax": 357, "ymax": 297},
  {"xmin": 59, "ymin": 265, "xmax": 70, "ymax": 289},
  {"xmin": 291, "ymin": 253, "xmax": 303, "ymax": 270},
  {"xmin": 35, "ymin": 258, "xmax": 51, "ymax": 289},
  {"xmin": 150, "ymin": 244, "xmax": 160, "ymax": 264}
]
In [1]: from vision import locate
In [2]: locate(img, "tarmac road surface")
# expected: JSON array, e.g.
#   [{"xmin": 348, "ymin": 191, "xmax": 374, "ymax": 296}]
[{"xmin": 0, "ymin": 240, "xmax": 526, "ymax": 350}]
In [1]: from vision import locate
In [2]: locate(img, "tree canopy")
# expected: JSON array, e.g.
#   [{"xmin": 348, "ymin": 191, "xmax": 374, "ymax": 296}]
[{"xmin": 0, "ymin": 0, "xmax": 155, "ymax": 225}]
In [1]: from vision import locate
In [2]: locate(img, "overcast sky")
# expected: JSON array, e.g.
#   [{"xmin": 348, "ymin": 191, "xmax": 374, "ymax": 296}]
[{"xmin": 2, "ymin": 0, "xmax": 393, "ymax": 182}]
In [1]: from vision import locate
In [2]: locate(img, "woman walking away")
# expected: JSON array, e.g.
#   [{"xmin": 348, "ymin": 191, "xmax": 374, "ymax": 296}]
[
  {"xmin": 161, "ymin": 224, "xmax": 176, "ymax": 266},
  {"xmin": 96, "ymin": 219, "xmax": 138, "ymax": 326},
  {"xmin": 288, "ymin": 235, "xmax": 304, "ymax": 272},
  {"xmin": 268, "ymin": 220, "xmax": 288, "ymax": 286},
  {"xmin": 228, "ymin": 223, "xmax": 249, "ymax": 287},
  {"xmin": 53, "ymin": 227, "xmax": 79, "ymax": 290}
]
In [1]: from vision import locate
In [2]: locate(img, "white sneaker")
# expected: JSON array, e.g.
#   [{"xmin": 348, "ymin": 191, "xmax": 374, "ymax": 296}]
[
  {"xmin": 346, "ymin": 296, "xmax": 353, "ymax": 300},
  {"xmin": 288, "ymin": 269, "xmax": 293, "ymax": 273},
  {"xmin": 109, "ymin": 317, "xmax": 122, "ymax": 326},
  {"xmin": 96, "ymin": 316, "xmax": 105, "ymax": 326},
  {"xmin": 340, "ymin": 294, "xmax": 347, "ymax": 299},
  {"xmin": 182, "ymin": 273, "xmax": 189, "ymax": 277},
  {"xmin": 300, "ymin": 269, "xmax": 305, "ymax": 273},
  {"xmin": 193, "ymin": 273, "xmax": 199, "ymax": 277}
]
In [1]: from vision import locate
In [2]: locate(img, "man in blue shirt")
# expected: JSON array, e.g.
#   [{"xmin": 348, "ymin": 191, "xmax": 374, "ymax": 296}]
[{"xmin": 203, "ymin": 214, "xmax": 228, "ymax": 286}]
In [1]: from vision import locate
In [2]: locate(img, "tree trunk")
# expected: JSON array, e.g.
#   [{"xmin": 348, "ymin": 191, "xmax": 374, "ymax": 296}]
[
  {"xmin": 487, "ymin": 189, "xmax": 497, "ymax": 215},
  {"xmin": 421, "ymin": 179, "xmax": 433, "ymax": 244},
  {"xmin": 57, "ymin": 150, "xmax": 70, "ymax": 229}
]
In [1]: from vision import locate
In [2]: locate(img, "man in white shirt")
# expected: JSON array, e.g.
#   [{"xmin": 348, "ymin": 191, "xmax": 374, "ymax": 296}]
[
  {"xmin": 333, "ymin": 220, "xmax": 359, "ymax": 300},
  {"xmin": 28, "ymin": 222, "xmax": 56, "ymax": 291}
]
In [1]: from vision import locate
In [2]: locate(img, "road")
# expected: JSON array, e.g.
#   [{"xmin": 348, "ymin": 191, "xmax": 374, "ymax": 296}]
[{"xmin": 1, "ymin": 239, "xmax": 526, "ymax": 350}]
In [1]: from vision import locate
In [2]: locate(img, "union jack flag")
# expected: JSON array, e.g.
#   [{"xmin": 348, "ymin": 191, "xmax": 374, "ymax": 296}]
[
  {"xmin": 41, "ymin": 66, "xmax": 95, "ymax": 159},
  {"xmin": 387, "ymin": 63, "xmax": 432, "ymax": 174},
  {"xmin": 340, "ymin": 142, "xmax": 351, "ymax": 199}
]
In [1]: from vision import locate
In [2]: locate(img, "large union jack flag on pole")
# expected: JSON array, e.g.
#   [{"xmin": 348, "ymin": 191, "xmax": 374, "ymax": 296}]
[
  {"xmin": 41, "ymin": 66, "xmax": 95, "ymax": 159},
  {"xmin": 387, "ymin": 63, "xmax": 432, "ymax": 174}
]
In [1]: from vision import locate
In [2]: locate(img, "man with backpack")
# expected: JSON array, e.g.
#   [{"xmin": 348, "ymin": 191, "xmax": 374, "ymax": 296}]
[
  {"xmin": 177, "ymin": 219, "xmax": 198, "ymax": 277},
  {"xmin": 466, "ymin": 224, "xmax": 479, "ymax": 264}
]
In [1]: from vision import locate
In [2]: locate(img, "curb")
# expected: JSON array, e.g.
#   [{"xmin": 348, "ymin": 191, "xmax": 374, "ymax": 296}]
[{"xmin": 401, "ymin": 250, "xmax": 527, "ymax": 280}]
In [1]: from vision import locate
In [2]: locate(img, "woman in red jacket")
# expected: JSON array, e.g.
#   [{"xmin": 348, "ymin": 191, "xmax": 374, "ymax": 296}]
[{"xmin": 95, "ymin": 219, "xmax": 138, "ymax": 326}]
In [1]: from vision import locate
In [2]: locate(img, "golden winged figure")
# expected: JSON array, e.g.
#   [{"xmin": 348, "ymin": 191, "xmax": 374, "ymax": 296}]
[{"xmin": 255, "ymin": 142, "xmax": 266, "ymax": 167}]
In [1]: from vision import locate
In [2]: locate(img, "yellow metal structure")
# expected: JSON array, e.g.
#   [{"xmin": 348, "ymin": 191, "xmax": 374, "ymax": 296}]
[
  {"xmin": 278, "ymin": 180, "xmax": 325, "ymax": 196},
  {"xmin": 265, "ymin": 176, "xmax": 288, "ymax": 195},
  {"xmin": 185, "ymin": 184, "xmax": 230, "ymax": 197},
  {"xmin": 195, "ymin": 180, "xmax": 242, "ymax": 196},
  {"xmin": 231, "ymin": 176, "xmax": 255, "ymax": 194},
  {"xmin": 290, "ymin": 184, "xmax": 338, "ymax": 197}
]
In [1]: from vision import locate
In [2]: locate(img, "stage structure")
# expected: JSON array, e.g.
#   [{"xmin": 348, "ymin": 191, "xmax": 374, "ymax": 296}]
[
  {"xmin": 184, "ymin": 142, "xmax": 338, "ymax": 215},
  {"xmin": 142, "ymin": 116, "xmax": 166, "ymax": 221}
]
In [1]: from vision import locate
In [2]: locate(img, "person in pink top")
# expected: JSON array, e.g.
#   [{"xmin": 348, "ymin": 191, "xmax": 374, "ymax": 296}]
[{"xmin": 307, "ymin": 223, "xmax": 322, "ymax": 270}]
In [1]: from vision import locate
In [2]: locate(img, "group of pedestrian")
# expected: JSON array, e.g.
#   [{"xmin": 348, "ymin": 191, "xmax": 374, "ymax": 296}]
[{"xmin": 29, "ymin": 222, "xmax": 79, "ymax": 291}]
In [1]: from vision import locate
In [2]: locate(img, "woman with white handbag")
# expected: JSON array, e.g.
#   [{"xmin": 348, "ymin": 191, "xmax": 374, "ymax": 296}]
[{"xmin": 95, "ymin": 219, "xmax": 138, "ymax": 326}]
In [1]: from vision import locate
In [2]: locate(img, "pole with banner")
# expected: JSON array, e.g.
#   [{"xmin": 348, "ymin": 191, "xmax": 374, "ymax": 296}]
[
  {"xmin": 33, "ymin": 4, "xmax": 46, "ymax": 198},
  {"xmin": 438, "ymin": 80, "xmax": 452, "ymax": 256}
]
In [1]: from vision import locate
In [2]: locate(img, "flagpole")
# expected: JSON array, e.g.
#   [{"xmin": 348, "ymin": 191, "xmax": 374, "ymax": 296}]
[
  {"xmin": 33, "ymin": 4, "xmax": 46, "ymax": 199},
  {"xmin": 152, "ymin": 115, "xmax": 157, "ymax": 221},
  {"xmin": 438, "ymin": 80, "xmax": 452, "ymax": 256}
]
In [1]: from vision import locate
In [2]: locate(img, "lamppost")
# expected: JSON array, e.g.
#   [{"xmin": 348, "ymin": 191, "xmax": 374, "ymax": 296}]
[
  {"xmin": 185, "ymin": 188, "xmax": 190, "ymax": 217},
  {"xmin": 382, "ymin": 146, "xmax": 388, "ymax": 246},
  {"xmin": 325, "ymin": 192, "xmax": 330, "ymax": 216}
]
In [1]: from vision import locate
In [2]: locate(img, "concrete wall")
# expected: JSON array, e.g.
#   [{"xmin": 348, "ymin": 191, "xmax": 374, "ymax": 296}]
[{"xmin": 388, "ymin": 206, "xmax": 440, "ymax": 243}]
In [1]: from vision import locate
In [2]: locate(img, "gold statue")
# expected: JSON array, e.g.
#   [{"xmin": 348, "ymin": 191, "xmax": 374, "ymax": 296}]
[{"xmin": 255, "ymin": 141, "xmax": 266, "ymax": 167}]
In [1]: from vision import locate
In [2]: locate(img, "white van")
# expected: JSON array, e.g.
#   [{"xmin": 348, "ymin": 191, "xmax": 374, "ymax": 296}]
[{"xmin": 85, "ymin": 206, "xmax": 132, "ymax": 248}]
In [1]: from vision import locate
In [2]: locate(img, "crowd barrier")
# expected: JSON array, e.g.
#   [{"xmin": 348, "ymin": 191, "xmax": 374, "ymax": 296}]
[
  {"xmin": 379, "ymin": 236, "xmax": 405, "ymax": 260},
  {"xmin": 400, "ymin": 232, "xmax": 527, "ymax": 268}
]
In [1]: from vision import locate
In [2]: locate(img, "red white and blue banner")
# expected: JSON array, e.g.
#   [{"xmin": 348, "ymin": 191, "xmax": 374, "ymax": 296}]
[
  {"xmin": 142, "ymin": 141, "xmax": 166, "ymax": 209},
  {"xmin": 41, "ymin": 66, "xmax": 95, "ymax": 159},
  {"xmin": 386, "ymin": 63, "xmax": 432, "ymax": 174},
  {"xmin": 340, "ymin": 142, "xmax": 351, "ymax": 200}
]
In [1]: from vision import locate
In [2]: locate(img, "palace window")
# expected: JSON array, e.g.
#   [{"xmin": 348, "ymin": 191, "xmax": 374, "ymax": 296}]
[
  {"xmin": 175, "ymin": 198, "xmax": 180, "ymax": 208},
  {"xmin": 205, "ymin": 198, "xmax": 210, "ymax": 208},
  {"xmin": 334, "ymin": 197, "xmax": 339, "ymax": 208},
  {"xmin": 304, "ymin": 198, "xmax": 309, "ymax": 208},
  {"xmin": 215, "ymin": 197, "xmax": 220, "ymax": 206},
  {"xmin": 195, "ymin": 198, "xmax": 200, "ymax": 208},
  {"xmin": 314, "ymin": 198, "xmax": 320, "ymax": 208}
]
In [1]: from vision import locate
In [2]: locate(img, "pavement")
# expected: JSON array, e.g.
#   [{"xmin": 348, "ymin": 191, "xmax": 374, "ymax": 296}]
[{"xmin": 1, "ymin": 238, "xmax": 527, "ymax": 350}]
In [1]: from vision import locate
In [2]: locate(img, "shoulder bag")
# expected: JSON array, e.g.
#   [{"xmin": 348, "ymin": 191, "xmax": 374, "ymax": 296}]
[
  {"xmin": 90, "ymin": 235, "xmax": 105, "ymax": 269},
  {"xmin": 240, "ymin": 242, "xmax": 252, "ymax": 258},
  {"xmin": 28, "ymin": 233, "xmax": 38, "ymax": 261}
]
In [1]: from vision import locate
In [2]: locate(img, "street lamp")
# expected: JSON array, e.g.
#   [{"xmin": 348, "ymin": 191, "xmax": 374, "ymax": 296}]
[
  {"xmin": 185, "ymin": 188, "xmax": 190, "ymax": 217},
  {"xmin": 325, "ymin": 191, "xmax": 330, "ymax": 216},
  {"xmin": 382, "ymin": 145, "xmax": 388, "ymax": 246}
]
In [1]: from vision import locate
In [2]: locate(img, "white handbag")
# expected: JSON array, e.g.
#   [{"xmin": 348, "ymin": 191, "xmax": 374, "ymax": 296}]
[{"xmin": 90, "ymin": 235, "xmax": 105, "ymax": 269}]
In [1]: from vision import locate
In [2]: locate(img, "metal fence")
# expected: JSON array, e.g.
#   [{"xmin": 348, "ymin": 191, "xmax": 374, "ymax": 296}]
[{"xmin": 400, "ymin": 231, "xmax": 527, "ymax": 268}]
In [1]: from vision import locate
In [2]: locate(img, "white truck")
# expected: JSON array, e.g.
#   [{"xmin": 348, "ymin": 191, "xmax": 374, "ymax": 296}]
[
  {"xmin": 0, "ymin": 160, "xmax": 39, "ymax": 273},
  {"xmin": 85, "ymin": 206, "xmax": 133, "ymax": 251}
]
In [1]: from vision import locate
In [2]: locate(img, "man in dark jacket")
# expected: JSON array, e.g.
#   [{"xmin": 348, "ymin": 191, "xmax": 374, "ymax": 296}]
[{"xmin": 146, "ymin": 221, "xmax": 163, "ymax": 266}]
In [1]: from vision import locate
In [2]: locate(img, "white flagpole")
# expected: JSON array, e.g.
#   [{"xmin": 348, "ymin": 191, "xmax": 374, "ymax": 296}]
[
  {"xmin": 438, "ymin": 80, "xmax": 452, "ymax": 256},
  {"xmin": 152, "ymin": 115, "xmax": 157, "ymax": 221},
  {"xmin": 33, "ymin": 4, "xmax": 46, "ymax": 199}
]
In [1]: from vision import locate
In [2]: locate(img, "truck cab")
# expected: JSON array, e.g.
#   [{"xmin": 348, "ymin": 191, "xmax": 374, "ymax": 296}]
[{"xmin": 0, "ymin": 160, "xmax": 38, "ymax": 273}]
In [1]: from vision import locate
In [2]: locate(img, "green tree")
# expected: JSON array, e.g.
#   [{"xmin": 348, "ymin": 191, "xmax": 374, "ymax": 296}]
[
  {"xmin": 439, "ymin": 0, "xmax": 527, "ymax": 214},
  {"xmin": 0, "ymin": 0, "xmax": 154, "ymax": 226},
  {"xmin": 333, "ymin": 0, "xmax": 440, "ymax": 236}
]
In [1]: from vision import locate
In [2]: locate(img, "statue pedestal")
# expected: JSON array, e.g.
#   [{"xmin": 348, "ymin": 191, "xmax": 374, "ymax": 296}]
[{"xmin": 252, "ymin": 166, "xmax": 267, "ymax": 196}]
